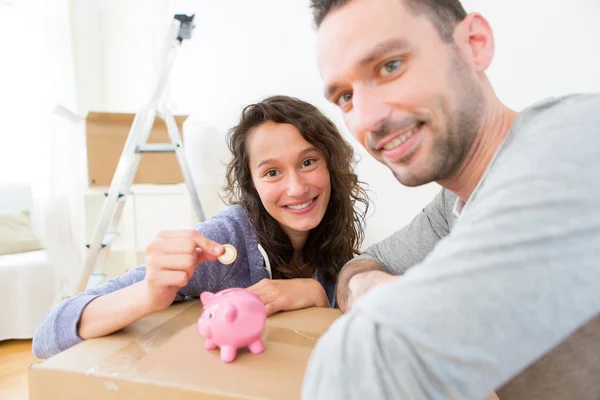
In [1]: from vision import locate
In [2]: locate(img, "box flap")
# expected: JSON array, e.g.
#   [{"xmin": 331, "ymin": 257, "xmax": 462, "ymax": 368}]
[{"xmin": 85, "ymin": 111, "xmax": 188, "ymax": 186}]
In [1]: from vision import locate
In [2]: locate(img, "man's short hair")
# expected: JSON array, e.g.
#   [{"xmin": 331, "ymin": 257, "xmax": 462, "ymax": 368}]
[{"xmin": 311, "ymin": 0, "xmax": 468, "ymax": 42}]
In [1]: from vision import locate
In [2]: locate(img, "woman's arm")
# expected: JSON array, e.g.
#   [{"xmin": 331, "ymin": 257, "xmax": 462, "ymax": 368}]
[
  {"xmin": 77, "ymin": 230, "xmax": 224, "ymax": 340},
  {"xmin": 77, "ymin": 281, "xmax": 153, "ymax": 339},
  {"xmin": 32, "ymin": 265, "xmax": 148, "ymax": 359},
  {"xmin": 33, "ymin": 229, "xmax": 225, "ymax": 359}
]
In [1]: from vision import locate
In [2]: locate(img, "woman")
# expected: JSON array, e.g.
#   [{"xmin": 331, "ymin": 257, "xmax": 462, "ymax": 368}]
[{"xmin": 32, "ymin": 95, "xmax": 369, "ymax": 359}]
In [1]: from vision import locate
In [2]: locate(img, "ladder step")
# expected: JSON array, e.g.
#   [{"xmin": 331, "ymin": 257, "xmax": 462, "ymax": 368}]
[
  {"xmin": 136, "ymin": 144, "xmax": 178, "ymax": 153},
  {"xmin": 86, "ymin": 232, "xmax": 119, "ymax": 249}
]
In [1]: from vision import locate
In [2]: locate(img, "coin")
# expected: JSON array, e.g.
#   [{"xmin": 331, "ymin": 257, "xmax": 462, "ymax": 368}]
[{"xmin": 218, "ymin": 244, "xmax": 237, "ymax": 265}]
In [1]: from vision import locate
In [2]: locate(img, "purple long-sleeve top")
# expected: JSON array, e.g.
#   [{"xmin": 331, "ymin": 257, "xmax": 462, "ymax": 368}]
[{"xmin": 32, "ymin": 205, "xmax": 336, "ymax": 359}]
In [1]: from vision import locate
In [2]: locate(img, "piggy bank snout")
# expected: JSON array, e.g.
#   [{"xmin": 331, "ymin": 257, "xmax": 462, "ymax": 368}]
[
  {"xmin": 197, "ymin": 317, "xmax": 211, "ymax": 337},
  {"xmin": 198, "ymin": 319, "xmax": 210, "ymax": 337}
]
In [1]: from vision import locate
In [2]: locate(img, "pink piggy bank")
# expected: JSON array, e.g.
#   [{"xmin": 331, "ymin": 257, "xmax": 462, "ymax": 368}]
[{"xmin": 197, "ymin": 288, "xmax": 267, "ymax": 362}]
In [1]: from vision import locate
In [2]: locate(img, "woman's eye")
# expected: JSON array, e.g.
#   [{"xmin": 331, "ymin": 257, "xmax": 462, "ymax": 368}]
[
  {"xmin": 380, "ymin": 60, "xmax": 401, "ymax": 76},
  {"xmin": 336, "ymin": 92, "xmax": 352, "ymax": 108},
  {"xmin": 265, "ymin": 170, "xmax": 279, "ymax": 178},
  {"xmin": 302, "ymin": 159, "xmax": 316, "ymax": 168}
]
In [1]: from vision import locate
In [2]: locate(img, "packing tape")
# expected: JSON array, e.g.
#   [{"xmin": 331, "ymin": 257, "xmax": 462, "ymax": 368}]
[
  {"xmin": 265, "ymin": 327, "xmax": 322, "ymax": 348},
  {"xmin": 86, "ymin": 301, "xmax": 202, "ymax": 377}
]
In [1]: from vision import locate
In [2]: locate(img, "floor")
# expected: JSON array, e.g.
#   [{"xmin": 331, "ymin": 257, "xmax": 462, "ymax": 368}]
[{"xmin": 0, "ymin": 339, "xmax": 38, "ymax": 400}]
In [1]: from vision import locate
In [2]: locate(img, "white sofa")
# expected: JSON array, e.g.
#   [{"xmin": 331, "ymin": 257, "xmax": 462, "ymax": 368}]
[{"xmin": 0, "ymin": 183, "xmax": 55, "ymax": 340}]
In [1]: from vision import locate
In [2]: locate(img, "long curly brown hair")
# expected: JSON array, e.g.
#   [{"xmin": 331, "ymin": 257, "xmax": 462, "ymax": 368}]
[{"xmin": 224, "ymin": 95, "xmax": 369, "ymax": 283}]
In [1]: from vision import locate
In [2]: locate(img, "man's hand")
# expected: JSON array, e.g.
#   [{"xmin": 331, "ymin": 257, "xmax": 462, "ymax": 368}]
[
  {"xmin": 346, "ymin": 269, "xmax": 398, "ymax": 310},
  {"xmin": 336, "ymin": 259, "xmax": 398, "ymax": 312},
  {"xmin": 247, "ymin": 278, "xmax": 329, "ymax": 316},
  {"xmin": 143, "ymin": 230, "xmax": 225, "ymax": 313}
]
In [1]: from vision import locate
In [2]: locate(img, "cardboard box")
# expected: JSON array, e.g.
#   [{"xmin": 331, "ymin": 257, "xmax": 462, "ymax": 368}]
[
  {"xmin": 29, "ymin": 301, "xmax": 342, "ymax": 399},
  {"xmin": 86, "ymin": 112, "xmax": 188, "ymax": 186}
]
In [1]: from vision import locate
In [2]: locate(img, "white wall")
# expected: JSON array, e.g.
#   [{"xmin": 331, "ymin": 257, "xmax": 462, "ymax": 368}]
[
  {"xmin": 70, "ymin": 0, "xmax": 600, "ymax": 249},
  {"xmin": 468, "ymin": 0, "xmax": 600, "ymax": 109}
]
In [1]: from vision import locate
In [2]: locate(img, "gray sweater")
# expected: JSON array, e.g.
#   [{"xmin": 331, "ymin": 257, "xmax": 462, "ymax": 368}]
[
  {"xmin": 33, "ymin": 205, "xmax": 336, "ymax": 359},
  {"xmin": 303, "ymin": 94, "xmax": 600, "ymax": 400}
]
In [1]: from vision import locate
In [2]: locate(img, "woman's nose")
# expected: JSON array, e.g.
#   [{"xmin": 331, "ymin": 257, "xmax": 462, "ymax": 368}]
[{"xmin": 286, "ymin": 173, "xmax": 309, "ymax": 197}]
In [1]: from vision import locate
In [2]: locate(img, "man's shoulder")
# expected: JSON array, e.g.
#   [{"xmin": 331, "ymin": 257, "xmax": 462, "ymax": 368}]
[
  {"xmin": 529, "ymin": 93, "xmax": 600, "ymax": 112},
  {"xmin": 518, "ymin": 93, "xmax": 600, "ymax": 132},
  {"xmin": 475, "ymin": 93, "xmax": 600, "ymax": 206},
  {"xmin": 499, "ymin": 93, "xmax": 600, "ymax": 162}
]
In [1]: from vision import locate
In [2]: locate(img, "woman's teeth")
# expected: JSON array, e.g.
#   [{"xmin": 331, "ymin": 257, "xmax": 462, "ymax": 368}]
[
  {"xmin": 286, "ymin": 198, "xmax": 314, "ymax": 210},
  {"xmin": 383, "ymin": 124, "xmax": 421, "ymax": 150}
]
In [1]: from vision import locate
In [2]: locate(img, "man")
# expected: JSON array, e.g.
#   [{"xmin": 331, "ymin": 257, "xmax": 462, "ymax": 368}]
[{"xmin": 302, "ymin": 0, "xmax": 600, "ymax": 399}]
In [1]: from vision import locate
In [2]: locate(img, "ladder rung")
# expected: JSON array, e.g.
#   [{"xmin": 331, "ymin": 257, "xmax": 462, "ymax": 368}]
[
  {"xmin": 86, "ymin": 232, "xmax": 119, "ymax": 249},
  {"xmin": 136, "ymin": 144, "xmax": 178, "ymax": 153}
]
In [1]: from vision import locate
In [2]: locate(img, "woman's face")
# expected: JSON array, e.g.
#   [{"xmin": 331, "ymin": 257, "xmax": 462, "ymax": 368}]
[{"xmin": 247, "ymin": 121, "xmax": 331, "ymax": 242}]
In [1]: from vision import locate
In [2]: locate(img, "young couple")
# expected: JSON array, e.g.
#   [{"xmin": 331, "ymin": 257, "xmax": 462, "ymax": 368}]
[
  {"xmin": 36, "ymin": 1, "xmax": 600, "ymax": 397},
  {"xmin": 33, "ymin": 95, "xmax": 369, "ymax": 359}
]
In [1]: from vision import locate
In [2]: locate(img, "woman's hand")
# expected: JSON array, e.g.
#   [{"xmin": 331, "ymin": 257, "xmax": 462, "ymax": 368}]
[
  {"xmin": 143, "ymin": 230, "xmax": 224, "ymax": 313},
  {"xmin": 247, "ymin": 278, "xmax": 330, "ymax": 316},
  {"xmin": 78, "ymin": 230, "xmax": 224, "ymax": 341}
]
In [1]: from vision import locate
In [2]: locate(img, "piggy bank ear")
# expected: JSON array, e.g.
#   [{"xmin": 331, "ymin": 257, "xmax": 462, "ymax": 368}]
[
  {"xmin": 200, "ymin": 292, "xmax": 214, "ymax": 304},
  {"xmin": 222, "ymin": 303, "xmax": 238, "ymax": 323}
]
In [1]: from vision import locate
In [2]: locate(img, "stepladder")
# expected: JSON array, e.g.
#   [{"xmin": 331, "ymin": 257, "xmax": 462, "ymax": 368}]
[{"xmin": 76, "ymin": 14, "xmax": 205, "ymax": 293}]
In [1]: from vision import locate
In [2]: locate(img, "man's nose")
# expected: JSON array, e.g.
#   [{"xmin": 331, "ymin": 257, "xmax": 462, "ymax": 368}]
[{"xmin": 347, "ymin": 85, "xmax": 392, "ymax": 140}]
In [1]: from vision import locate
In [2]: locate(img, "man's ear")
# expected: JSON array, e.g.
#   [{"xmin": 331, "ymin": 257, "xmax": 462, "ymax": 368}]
[{"xmin": 454, "ymin": 12, "xmax": 495, "ymax": 72}]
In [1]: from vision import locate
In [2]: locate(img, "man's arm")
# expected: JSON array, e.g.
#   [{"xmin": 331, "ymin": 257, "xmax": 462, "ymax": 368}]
[
  {"xmin": 303, "ymin": 95, "xmax": 600, "ymax": 399},
  {"xmin": 336, "ymin": 188, "xmax": 456, "ymax": 311}
]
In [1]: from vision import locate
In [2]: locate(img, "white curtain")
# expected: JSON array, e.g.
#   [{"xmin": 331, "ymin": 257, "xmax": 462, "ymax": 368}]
[
  {"xmin": 0, "ymin": 0, "xmax": 86, "ymax": 301},
  {"xmin": 31, "ymin": 107, "xmax": 86, "ymax": 301}
]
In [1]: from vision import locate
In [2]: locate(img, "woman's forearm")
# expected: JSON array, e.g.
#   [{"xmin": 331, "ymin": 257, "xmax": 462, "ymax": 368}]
[
  {"xmin": 310, "ymin": 278, "xmax": 331, "ymax": 308},
  {"xmin": 77, "ymin": 281, "xmax": 153, "ymax": 339}
]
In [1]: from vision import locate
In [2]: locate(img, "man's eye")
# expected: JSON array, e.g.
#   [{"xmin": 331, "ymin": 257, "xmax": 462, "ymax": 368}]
[
  {"xmin": 380, "ymin": 60, "xmax": 401, "ymax": 76},
  {"xmin": 336, "ymin": 92, "xmax": 352, "ymax": 108}
]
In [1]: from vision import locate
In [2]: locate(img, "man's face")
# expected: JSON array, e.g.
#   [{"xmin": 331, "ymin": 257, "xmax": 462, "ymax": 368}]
[{"xmin": 317, "ymin": 0, "xmax": 484, "ymax": 187}]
